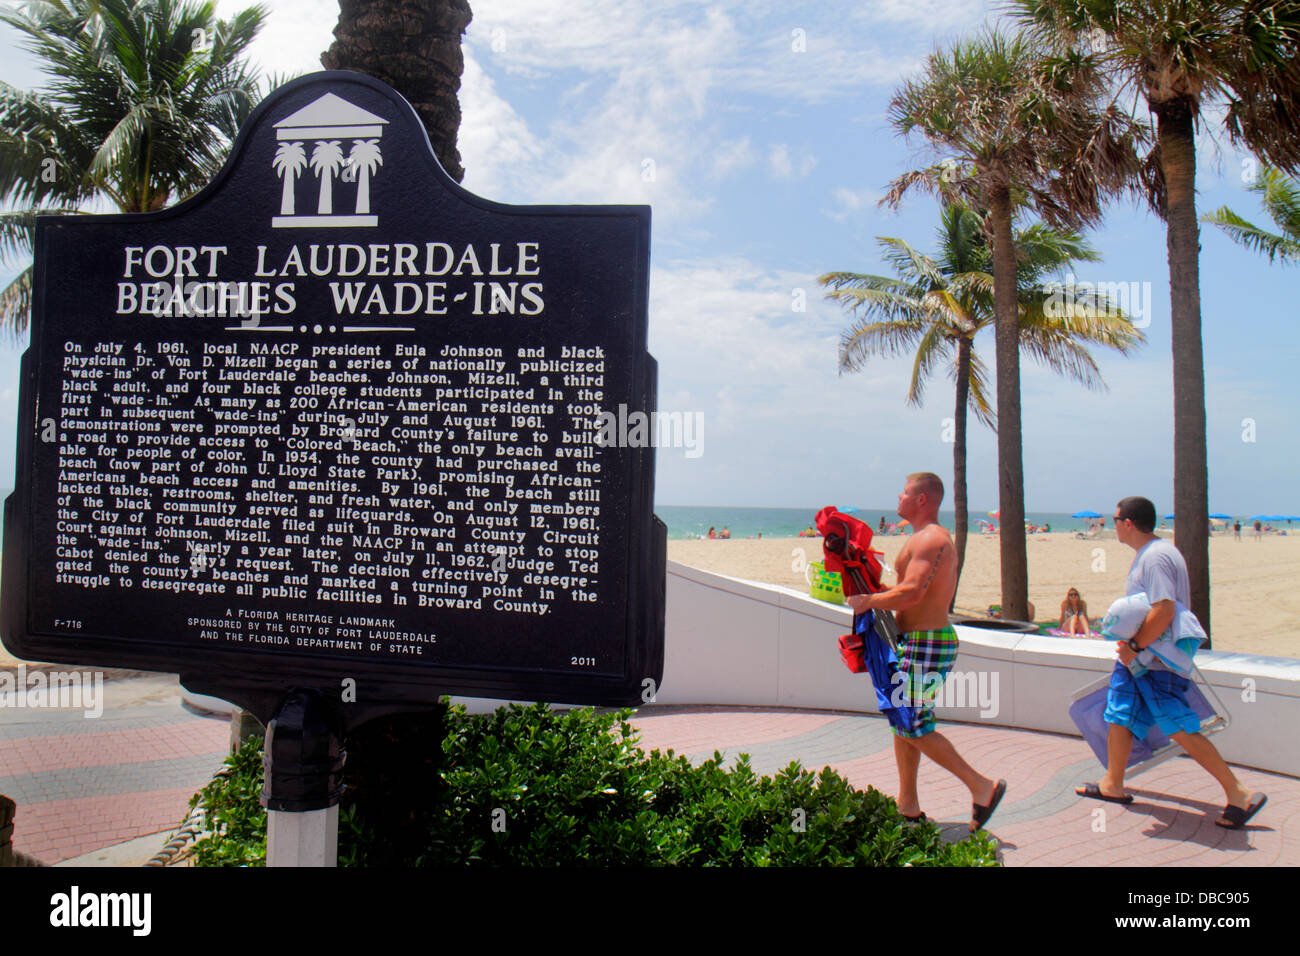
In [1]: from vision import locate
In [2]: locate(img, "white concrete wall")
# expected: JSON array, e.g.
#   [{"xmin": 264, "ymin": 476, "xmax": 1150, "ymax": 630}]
[{"xmin": 657, "ymin": 561, "xmax": 1300, "ymax": 778}]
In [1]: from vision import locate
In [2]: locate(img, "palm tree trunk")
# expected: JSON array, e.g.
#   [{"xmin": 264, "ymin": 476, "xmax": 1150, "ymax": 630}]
[
  {"xmin": 319, "ymin": 170, "xmax": 333, "ymax": 214},
  {"xmin": 951, "ymin": 335, "xmax": 973, "ymax": 612},
  {"xmin": 322, "ymin": 0, "xmax": 473, "ymax": 183},
  {"xmin": 280, "ymin": 170, "xmax": 296, "ymax": 215},
  {"xmin": 357, "ymin": 169, "xmax": 371, "ymax": 214},
  {"xmin": 1157, "ymin": 101, "xmax": 1212, "ymax": 644},
  {"xmin": 987, "ymin": 188, "xmax": 1030, "ymax": 621}
]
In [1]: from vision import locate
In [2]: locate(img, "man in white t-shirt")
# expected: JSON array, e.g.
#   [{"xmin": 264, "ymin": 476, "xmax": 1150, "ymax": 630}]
[{"xmin": 1075, "ymin": 496, "xmax": 1266, "ymax": 829}]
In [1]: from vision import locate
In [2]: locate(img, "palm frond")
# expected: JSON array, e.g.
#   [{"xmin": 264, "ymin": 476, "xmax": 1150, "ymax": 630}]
[
  {"xmin": 964, "ymin": 347, "xmax": 997, "ymax": 429},
  {"xmin": 0, "ymin": 267, "xmax": 33, "ymax": 337},
  {"xmin": 838, "ymin": 316, "xmax": 927, "ymax": 373},
  {"xmin": 905, "ymin": 322, "xmax": 952, "ymax": 407},
  {"xmin": 1201, "ymin": 205, "xmax": 1300, "ymax": 263}
]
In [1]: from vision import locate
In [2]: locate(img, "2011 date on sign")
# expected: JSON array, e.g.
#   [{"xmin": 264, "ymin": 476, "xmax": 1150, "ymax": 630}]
[{"xmin": 570, "ymin": 656, "xmax": 596, "ymax": 666}]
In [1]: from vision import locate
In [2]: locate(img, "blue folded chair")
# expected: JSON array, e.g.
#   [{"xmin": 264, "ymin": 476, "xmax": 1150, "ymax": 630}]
[{"xmin": 1068, "ymin": 665, "xmax": 1230, "ymax": 776}]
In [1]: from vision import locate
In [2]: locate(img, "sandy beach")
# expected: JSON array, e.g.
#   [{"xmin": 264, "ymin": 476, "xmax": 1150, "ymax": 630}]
[{"xmin": 669, "ymin": 530, "xmax": 1300, "ymax": 659}]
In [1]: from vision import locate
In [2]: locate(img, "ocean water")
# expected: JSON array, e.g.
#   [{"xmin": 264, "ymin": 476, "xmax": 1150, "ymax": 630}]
[
  {"xmin": 655, "ymin": 505, "xmax": 1092, "ymax": 540},
  {"xmin": 0, "ymin": 485, "xmax": 1178, "ymax": 542}
]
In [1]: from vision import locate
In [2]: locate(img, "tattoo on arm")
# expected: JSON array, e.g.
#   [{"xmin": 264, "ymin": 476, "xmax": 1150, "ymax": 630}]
[{"xmin": 921, "ymin": 544, "xmax": 946, "ymax": 591}]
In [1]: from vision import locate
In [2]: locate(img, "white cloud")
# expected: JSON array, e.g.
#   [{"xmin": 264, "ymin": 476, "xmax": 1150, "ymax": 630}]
[
  {"xmin": 215, "ymin": 0, "xmax": 336, "ymax": 77},
  {"xmin": 863, "ymin": 0, "xmax": 993, "ymax": 30},
  {"xmin": 467, "ymin": 1, "xmax": 954, "ymax": 103},
  {"xmin": 825, "ymin": 185, "xmax": 880, "ymax": 220},
  {"xmin": 768, "ymin": 144, "xmax": 816, "ymax": 180},
  {"xmin": 710, "ymin": 137, "xmax": 756, "ymax": 179},
  {"xmin": 458, "ymin": 51, "xmax": 544, "ymax": 198}
]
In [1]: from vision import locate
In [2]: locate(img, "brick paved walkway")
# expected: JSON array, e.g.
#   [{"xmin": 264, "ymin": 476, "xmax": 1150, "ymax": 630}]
[
  {"xmin": 1, "ymin": 676, "xmax": 1293, "ymax": 865},
  {"xmin": 629, "ymin": 706, "xmax": 1299, "ymax": 866},
  {"xmin": 0, "ymin": 674, "xmax": 229, "ymax": 864}
]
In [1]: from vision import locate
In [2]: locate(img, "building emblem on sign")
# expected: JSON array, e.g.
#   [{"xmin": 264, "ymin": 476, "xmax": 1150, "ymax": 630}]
[{"xmin": 271, "ymin": 93, "xmax": 388, "ymax": 228}]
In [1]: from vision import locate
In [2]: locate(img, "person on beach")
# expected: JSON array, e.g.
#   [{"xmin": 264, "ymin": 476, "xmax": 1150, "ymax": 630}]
[
  {"xmin": 1075, "ymin": 496, "xmax": 1266, "ymax": 829},
  {"xmin": 845, "ymin": 472, "xmax": 1006, "ymax": 832},
  {"xmin": 1060, "ymin": 588, "xmax": 1089, "ymax": 636},
  {"xmin": 707, "ymin": 526, "xmax": 716, "ymax": 539},
  {"xmin": 1234, "ymin": 521, "xmax": 1241, "ymax": 541}
]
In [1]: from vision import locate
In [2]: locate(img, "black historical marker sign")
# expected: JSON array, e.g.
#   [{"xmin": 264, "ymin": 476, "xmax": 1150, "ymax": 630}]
[{"xmin": 2, "ymin": 72, "xmax": 664, "ymax": 712}]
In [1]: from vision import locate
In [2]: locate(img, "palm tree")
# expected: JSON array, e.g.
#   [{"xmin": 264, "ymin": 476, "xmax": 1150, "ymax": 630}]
[
  {"xmin": 310, "ymin": 140, "xmax": 345, "ymax": 214},
  {"xmin": 322, "ymin": 0, "xmax": 473, "ymax": 183},
  {"xmin": 1203, "ymin": 166, "xmax": 1300, "ymax": 263},
  {"xmin": 884, "ymin": 29, "xmax": 1145, "ymax": 621},
  {"xmin": 821, "ymin": 204, "xmax": 1145, "ymax": 598},
  {"xmin": 345, "ymin": 139, "xmax": 384, "ymax": 214},
  {"xmin": 1011, "ymin": 0, "xmax": 1300, "ymax": 645},
  {"xmin": 273, "ymin": 142, "xmax": 309, "ymax": 216},
  {"xmin": 0, "ymin": 0, "xmax": 266, "ymax": 333}
]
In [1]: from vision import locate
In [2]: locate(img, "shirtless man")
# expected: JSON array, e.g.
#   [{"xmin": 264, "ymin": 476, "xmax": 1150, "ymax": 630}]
[{"xmin": 846, "ymin": 472, "xmax": 1007, "ymax": 831}]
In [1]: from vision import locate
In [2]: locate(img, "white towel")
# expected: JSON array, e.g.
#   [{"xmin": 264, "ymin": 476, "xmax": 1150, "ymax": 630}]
[{"xmin": 1100, "ymin": 592, "xmax": 1205, "ymax": 677}]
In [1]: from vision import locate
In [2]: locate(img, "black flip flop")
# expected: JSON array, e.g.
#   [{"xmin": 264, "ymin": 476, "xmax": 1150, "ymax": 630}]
[
  {"xmin": 971, "ymin": 779, "xmax": 1007, "ymax": 831},
  {"xmin": 1075, "ymin": 782, "xmax": 1134, "ymax": 805},
  {"xmin": 1215, "ymin": 794, "xmax": 1267, "ymax": 829}
]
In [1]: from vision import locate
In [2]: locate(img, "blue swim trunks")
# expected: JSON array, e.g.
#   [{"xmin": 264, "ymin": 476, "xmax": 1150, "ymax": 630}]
[
  {"xmin": 890, "ymin": 626, "xmax": 959, "ymax": 739},
  {"xmin": 1103, "ymin": 662, "xmax": 1200, "ymax": 738}
]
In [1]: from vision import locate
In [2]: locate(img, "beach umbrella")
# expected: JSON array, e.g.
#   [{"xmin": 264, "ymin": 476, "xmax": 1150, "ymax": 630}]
[
  {"xmin": 1250, "ymin": 514, "xmax": 1270, "ymax": 520},
  {"xmin": 1072, "ymin": 510, "xmax": 1102, "ymax": 518},
  {"xmin": 1164, "ymin": 514, "xmax": 1175, "ymax": 520},
  {"xmin": 1209, "ymin": 513, "xmax": 1232, "ymax": 520}
]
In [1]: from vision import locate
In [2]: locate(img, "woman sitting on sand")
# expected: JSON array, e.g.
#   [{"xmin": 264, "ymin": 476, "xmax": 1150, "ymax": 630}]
[
  {"xmin": 706, "ymin": 526, "xmax": 716, "ymax": 539},
  {"xmin": 1060, "ymin": 588, "xmax": 1089, "ymax": 636}
]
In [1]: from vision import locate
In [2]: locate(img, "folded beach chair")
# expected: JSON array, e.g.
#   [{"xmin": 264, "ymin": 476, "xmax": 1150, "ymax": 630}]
[{"xmin": 1067, "ymin": 666, "xmax": 1230, "ymax": 776}]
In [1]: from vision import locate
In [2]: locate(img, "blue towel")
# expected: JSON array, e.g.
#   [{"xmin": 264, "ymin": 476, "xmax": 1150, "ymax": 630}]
[{"xmin": 856, "ymin": 611, "xmax": 921, "ymax": 736}]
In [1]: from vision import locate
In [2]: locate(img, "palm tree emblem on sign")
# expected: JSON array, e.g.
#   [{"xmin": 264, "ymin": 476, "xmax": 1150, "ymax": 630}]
[
  {"xmin": 310, "ymin": 140, "xmax": 344, "ymax": 214},
  {"xmin": 272, "ymin": 142, "xmax": 308, "ymax": 215},
  {"xmin": 343, "ymin": 140, "xmax": 383, "ymax": 214},
  {"xmin": 271, "ymin": 92, "xmax": 388, "ymax": 228}
]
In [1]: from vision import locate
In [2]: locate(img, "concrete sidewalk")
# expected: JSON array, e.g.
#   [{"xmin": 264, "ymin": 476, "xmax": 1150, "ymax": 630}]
[{"xmin": 1, "ymin": 681, "xmax": 1293, "ymax": 865}]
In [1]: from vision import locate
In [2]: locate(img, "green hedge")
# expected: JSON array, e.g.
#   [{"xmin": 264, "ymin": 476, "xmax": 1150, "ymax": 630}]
[{"xmin": 189, "ymin": 703, "xmax": 1000, "ymax": 867}]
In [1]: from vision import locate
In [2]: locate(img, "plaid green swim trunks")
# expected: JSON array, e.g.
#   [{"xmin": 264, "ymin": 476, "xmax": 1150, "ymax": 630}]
[{"xmin": 892, "ymin": 626, "xmax": 960, "ymax": 738}]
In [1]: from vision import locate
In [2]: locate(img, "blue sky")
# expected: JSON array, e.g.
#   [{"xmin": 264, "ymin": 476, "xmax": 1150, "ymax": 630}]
[{"xmin": 2, "ymin": 0, "xmax": 1296, "ymax": 516}]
